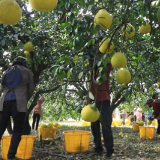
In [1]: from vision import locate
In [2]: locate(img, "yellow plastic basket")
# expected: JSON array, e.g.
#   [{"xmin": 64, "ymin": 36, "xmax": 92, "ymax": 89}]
[
  {"xmin": 81, "ymin": 121, "xmax": 91, "ymax": 126},
  {"xmin": 125, "ymin": 119, "xmax": 131, "ymax": 125},
  {"xmin": 38, "ymin": 128, "xmax": 57, "ymax": 139},
  {"xmin": 139, "ymin": 126, "xmax": 155, "ymax": 139},
  {"xmin": 1, "ymin": 135, "xmax": 36, "ymax": 160},
  {"xmin": 152, "ymin": 120, "xmax": 158, "ymax": 126},
  {"xmin": 115, "ymin": 120, "xmax": 122, "ymax": 126},
  {"xmin": 111, "ymin": 120, "xmax": 116, "ymax": 126},
  {"xmin": 63, "ymin": 130, "xmax": 91, "ymax": 153},
  {"xmin": 132, "ymin": 122, "xmax": 144, "ymax": 132}
]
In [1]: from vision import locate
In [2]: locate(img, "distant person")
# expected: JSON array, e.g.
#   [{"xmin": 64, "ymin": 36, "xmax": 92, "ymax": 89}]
[
  {"xmin": 32, "ymin": 97, "xmax": 45, "ymax": 130},
  {"xmin": 135, "ymin": 106, "xmax": 142, "ymax": 120},
  {"xmin": 152, "ymin": 93, "xmax": 160, "ymax": 102},
  {"xmin": 152, "ymin": 93, "xmax": 159, "ymax": 100},
  {"xmin": 146, "ymin": 99, "xmax": 160, "ymax": 136},
  {"xmin": 133, "ymin": 107, "xmax": 138, "ymax": 121},
  {"xmin": 121, "ymin": 109, "xmax": 127, "ymax": 125},
  {"xmin": 0, "ymin": 56, "xmax": 34, "ymax": 160}
]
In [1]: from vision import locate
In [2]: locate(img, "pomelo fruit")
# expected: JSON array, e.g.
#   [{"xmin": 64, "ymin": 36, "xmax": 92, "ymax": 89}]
[
  {"xmin": 116, "ymin": 68, "xmax": 131, "ymax": 84},
  {"xmin": 29, "ymin": 0, "xmax": 58, "ymax": 12},
  {"xmin": 53, "ymin": 122, "xmax": 58, "ymax": 127},
  {"xmin": 81, "ymin": 104, "xmax": 100, "ymax": 122},
  {"xmin": 0, "ymin": 0, "xmax": 22, "ymax": 25},
  {"xmin": 24, "ymin": 41, "xmax": 34, "ymax": 52},
  {"xmin": 99, "ymin": 38, "xmax": 114, "ymax": 54},
  {"xmin": 111, "ymin": 52, "xmax": 127, "ymax": 68},
  {"xmin": 94, "ymin": 9, "xmax": 112, "ymax": 30},
  {"xmin": 41, "ymin": 124, "xmax": 47, "ymax": 128},
  {"xmin": 139, "ymin": 21, "xmax": 151, "ymax": 34},
  {"xmin": 24, "ymin": 51, "xmax": 31, "ymax": 59},
  {"xmin": 47, "ymin": 123, "xmax": 53, "ymax": 128},
  {"xmin": 122, "ymin": 23, "xmax": 135, "ymax": 38}
]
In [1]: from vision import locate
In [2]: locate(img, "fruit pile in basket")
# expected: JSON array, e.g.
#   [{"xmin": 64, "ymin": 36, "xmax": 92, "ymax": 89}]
[
  {"xmin": 136, "ymin": 119, "xmax": 144, "ymax": 125},
  {"xmin": 40, "ymin": 122, "xmax": 60, "ymax": 131}
]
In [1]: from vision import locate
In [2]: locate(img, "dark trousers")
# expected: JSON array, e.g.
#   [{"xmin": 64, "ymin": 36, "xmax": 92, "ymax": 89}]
[
  {"xmin": 157, "ymin": 120, "xmax": 160, "ymax": 134},
  {"xmin": 91, "ymin": 100, "xmax": 114, "ymax": 153},
  {"xmin": 32, "ymin": 113, "xmax": 40, "ymax": 130},
  {"xmin": 0, "ymin": 100, "xmax": 26, "ymax": 159}
]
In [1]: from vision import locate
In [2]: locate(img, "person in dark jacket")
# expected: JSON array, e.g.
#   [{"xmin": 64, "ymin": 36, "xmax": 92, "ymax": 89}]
[
  {"xmin": 0, "ymin": 56, "xmax": 35, "ymax": 160},
  {"xmin": 146, "ymin": 99, "xmax": 160, "ymax": 135},
  {"xmin": 88, "ymin": 62, "xmax": 114, "ymax": 158}
]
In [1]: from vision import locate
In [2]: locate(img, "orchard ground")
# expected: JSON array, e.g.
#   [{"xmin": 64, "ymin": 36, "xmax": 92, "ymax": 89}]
[{"xmin": 1, "ymin": 119, "xmax": 160, "ymax": 160}]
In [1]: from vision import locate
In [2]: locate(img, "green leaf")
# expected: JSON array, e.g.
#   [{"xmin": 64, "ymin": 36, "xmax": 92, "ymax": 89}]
[
  {"xmin": 89, "ymin": 92, "xmax": 94, "ymax": 100},
  {"xmin": 157, "ymin": 7, "xmax": 160, "ymax": 24},
  {"xmin": 78, "ymin": 71, "xmax": 83, "ymax": 79},
  {"xmin": 90, "ymin": 103, "xmax": 97, "ymax": 111}
]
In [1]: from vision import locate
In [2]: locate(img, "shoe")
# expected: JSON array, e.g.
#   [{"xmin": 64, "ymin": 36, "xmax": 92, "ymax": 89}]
[
  {"xmin": 106, "ymin": 151, "xmax": 114, "ymax": 159},
  {"xmin": 7, "ymin": 157, "xmax": 22, "ymax": 160},
  {"xmin": 95, "ymin": 147, "xmax": 104, "ymax": 156}
]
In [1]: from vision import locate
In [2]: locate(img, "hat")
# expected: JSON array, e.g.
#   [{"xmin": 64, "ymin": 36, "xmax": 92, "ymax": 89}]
[
  {"xmin": 152, "ymin": 93, "xmax": 158, "ymax": 99},
  {"xmin": 146, "ymin": 99, "xmax": 153, "ymax": 104},
  {"xmin": 12, "ymin": 56, "xmax": 28, "ymax": 68}
]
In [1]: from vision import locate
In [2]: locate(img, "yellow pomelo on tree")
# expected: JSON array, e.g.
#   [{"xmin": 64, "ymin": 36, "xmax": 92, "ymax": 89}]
[
  {"xmin": 81, "ymin": 104, "xmax": 100, "ymax": 122},
  {"xmin": 0, "ymin": 0, "xmax": 22, "ymax": 25},
  {"xmin": 24, "ymin": 41, "xmax": 34, "ymax": 52},
  {"xmin": 116, "ymin": 68, "xmax": 131, "ymax": 84},
  {"xmin": 111, "ymin": 52, "xmax": 127, "ymax": 68},
  {"xmin": 139, "ymin": 21, "xmax": 151, "ymax": 34},
  {"xmin": 99, "ymin": 38, "xmax": 114, "ymax": 54},
  {"xmin": 122, "ymin": 23, "xmax": 135, "ymax": 38},
  {"xmin": 29, "ymin": 0, "xmax": 58, "ymax": 12},
  {"xmin": 24, "ymin": 51, "xmax": 31, "ymax": 59},
  {"xmin": 94, "ymin": 9, "xmax": 112, "ymax": 30}
]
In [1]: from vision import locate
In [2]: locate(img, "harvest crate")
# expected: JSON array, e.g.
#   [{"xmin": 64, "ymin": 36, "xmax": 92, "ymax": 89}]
[
  {"xmin": 63, "ymin": 130, "xmax": 91, "ymax": 153},
  {"xmin": 1, "ymin": 135, "xmax": 35, "ymax": 160},
  {"xmin": 38, "ymin": 128, "xmax": 57, "ymax": 139}
]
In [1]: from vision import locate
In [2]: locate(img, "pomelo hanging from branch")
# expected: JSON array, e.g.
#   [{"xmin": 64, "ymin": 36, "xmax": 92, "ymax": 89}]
[
  {"xmin": 29, "ymin": 0, "xmax": 58, "ymax": 12},
  {"xmin": 81, "ymin": 104, "xmax": 100, "ymax": 122},
  {"xmin": 94, "ymin": 9, "xmax": 112, "ymax": 30},
  {"xmin": 0, "ymin": 0, "xmax": 22, "ymax": 25}
]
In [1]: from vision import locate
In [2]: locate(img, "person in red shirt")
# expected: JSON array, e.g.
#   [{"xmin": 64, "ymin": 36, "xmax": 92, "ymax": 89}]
[
  {"xmin": 88, "ymin": 62, "xmax": 114, "ymax": 158},
  {"xmin": 146, "ymin": 99, "xmax": 160, "ymax": 135}
]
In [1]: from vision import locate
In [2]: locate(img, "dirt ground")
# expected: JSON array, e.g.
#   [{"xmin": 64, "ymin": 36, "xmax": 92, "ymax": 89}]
[{"xmin": 1, "ymin": 121, "xmax": 160, "ymax": 160}]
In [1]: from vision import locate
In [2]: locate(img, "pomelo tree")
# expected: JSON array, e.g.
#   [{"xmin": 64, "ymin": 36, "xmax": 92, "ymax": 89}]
[{"xmin": 0, "ymin": 0, "xmax": 160, "ymax": 134}]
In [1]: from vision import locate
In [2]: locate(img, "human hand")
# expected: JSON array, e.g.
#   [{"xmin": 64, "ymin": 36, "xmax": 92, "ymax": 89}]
[
  {"xmin": 37, "ymin": 97, "xmax": 45, "ymax": 104},
  {"xmin": 148, "ymin": 116, "xmax": 154, "ymax": 121}
]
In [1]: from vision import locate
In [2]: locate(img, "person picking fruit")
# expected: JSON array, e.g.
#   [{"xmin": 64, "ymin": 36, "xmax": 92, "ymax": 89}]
[
  {"xmin": 88, "ymin": 61, "xmax": 114, "ymax": 158},
  {"xmin": 146, "ymin": 99, "xmax": 160, "ymax": 136},
  {"xmin": 0, "ymin": 56, "xmax": 35, "ymax": 160}
]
